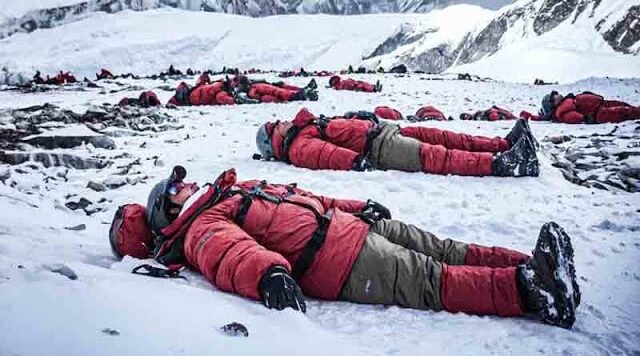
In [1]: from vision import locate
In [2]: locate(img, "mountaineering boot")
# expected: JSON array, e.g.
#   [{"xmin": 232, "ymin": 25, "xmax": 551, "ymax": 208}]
[
  {"xmin": 235, "ymin": 92, "xmax": 259, "ymax": 104},
  {"xmin": 506, "ymin": 118, "xmax": 539, "ymax": 149},
  {"xmin": 306, "ymin": 78, "xmax": 318, "ymax": 90},
  {"xmin": 374, "ymin": 80, "xmax": 383, "ymax": 92},
  {"xmin": 492, "ymin": 136, "xmax": 539, "ymax": 177},
  {"xmin": 516, "ymin": 222, "xmax": 580, "ymax": 328},
  {"xmin": 303, "ymin": 88, "xmax": 319, "ymax": 101}
]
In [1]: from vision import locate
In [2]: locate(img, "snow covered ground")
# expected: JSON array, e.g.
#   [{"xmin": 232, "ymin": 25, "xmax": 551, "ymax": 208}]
[
  {"xmin": 0, "ymin": 9, "xmax": 427, "ymax": 79},
  {"xmin": 0, "ymin": 72, "xmax": 639, "ymax": 355}
]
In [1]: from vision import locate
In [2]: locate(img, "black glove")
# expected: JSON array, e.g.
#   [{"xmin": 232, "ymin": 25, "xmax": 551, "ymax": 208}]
[
  {"xmin": 352, "ymin": 156, "xmax": 373, "ymax": 172},
  {"xmin": 360, "ymin": 199, "xmax": 392, "ymax": 222},
  {"xmin": 259, "ymin": 266, "xmax": 306, "ymax": 313}
]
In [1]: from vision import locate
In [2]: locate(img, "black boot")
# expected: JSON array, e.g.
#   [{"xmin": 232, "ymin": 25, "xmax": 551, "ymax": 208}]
[
  {"xmin": 506, "ymin": 118, "xmax": 539, "ymax": 149},
  {"xmin": 302, "ymin": 88, "xmax": 318, "ymax": 101},
  {"xmin": 374, "ymin": 80, "xmax": 382, "ymax": 92},
  {"xmin": 492, "ymin": 136, "xmax": 539, "ymax": 177},
  {"xmin": 516, "ymin": 222, "xmax": 580, "ymax": 328},
  {"xmin": 306, "ymin": 78, "xmax": 317, "ymax": 90}
]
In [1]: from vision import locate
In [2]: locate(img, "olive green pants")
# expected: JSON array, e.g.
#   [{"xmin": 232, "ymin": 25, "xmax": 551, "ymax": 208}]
[
  {"xmin": 339, "ymin": 219, "xmax": 468, "ymax": 311},
  {"xmin": 369, "ymin": 123, "xmax": 422, "ymax": 172}
]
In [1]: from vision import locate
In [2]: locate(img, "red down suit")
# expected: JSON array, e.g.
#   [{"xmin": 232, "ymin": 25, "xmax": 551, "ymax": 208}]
[
  {"xmin": 270, "ymin": 109, "xmax": 509, "ymax": 176},
  {"xmin": 184, "ymin": 178, "xmax": 368, "ymax": 300},
  {"xmin": 554, "ymin": 92, "xmax": 640, "ymax": 124}
]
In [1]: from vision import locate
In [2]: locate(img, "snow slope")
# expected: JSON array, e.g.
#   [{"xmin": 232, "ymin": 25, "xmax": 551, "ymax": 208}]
[
  {"xmin": 449, "ymin": 0, "xmax": 640, "ymax": 82},
  {"xmin": 0, "ymin": 9, "xmax": 427, "ymax": 78},
  {"xmin": 0, "ymin": 73, "xmax": 639, "ymax": 355}
]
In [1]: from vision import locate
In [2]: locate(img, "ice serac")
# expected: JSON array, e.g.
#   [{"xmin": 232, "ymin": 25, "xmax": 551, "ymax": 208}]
[{"xmin": 364, "ymin": 0, "xmax": 640, "ymax": 76}]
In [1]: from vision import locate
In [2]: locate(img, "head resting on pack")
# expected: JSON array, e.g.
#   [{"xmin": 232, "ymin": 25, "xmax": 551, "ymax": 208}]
[
  {"xmin": 329, "ymin": 75, "xmax": 341, "ymax": 87},
  {"xmin": 256, "ymin": 122, "xmax": 276, "ymax": 159},
  {"xmin": 540, "ymin": 90, "xmax": 560, "ymax": 118},
  {"xmin": 146, "ymin": 165, "xmax": 189, "ymax": 235}
]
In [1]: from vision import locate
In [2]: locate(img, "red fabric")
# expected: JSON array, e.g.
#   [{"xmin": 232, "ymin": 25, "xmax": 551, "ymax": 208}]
[
  {"xmin": 97, "ymin": 69, "xmax": 114, "ymax": 80},
  {"xmin": 400, "ymin": 126, "xmax": 509, "ymax": 153},
  {"xmin": 276, "ymin": 109, "xmax": 373, "ymax": 170},
  {"xmin": 415, "ymin": 106, "xmax": 446, "ymax": 121},
  {"xmin": 184, "ymin": 179, "xmax": 368, "ymax": 301},
  {"xmin": 374, "ymin": 106, "xmax": 403, "ymax": 121},
  {"xmin": 487, "ymin": 106, "xmax": 516, "ymax": 121},
  {"xmin": 277, "ymin": 83, "xmax": 302, "ymax": 91},
  {"xmin": 140, "ymin": 91, "xmax": 161, "ymax": 106},
  {"xmin": 553, "ymin": 92, "xmax": 637, "ymax": 124},
  {"xmin": 441, "ymin": 265, "xmax": 523, "ymax": 317},
  {"xmin": 418, "ymin": 145, "xmax": 494, "ymax": 176},
  {"xmin": 330, "ymin": 76, "xmax": 376, "ymax": 92},
  {"xmin": 464, "ymin": 244, "xmax": 529, "ymax": 268},
  {"xmin": 110, "ymin": 204, "xmax": 153, "ymax": 259},
  {"xmin": 520, "ymin": 110, "xmax": 544, "ymax": 121},
  {"xmin": 189, "ymin": 82, "xmax": 235, "ymax": 106},
  {"xmin": 249, "ymin": 83, "xmax": 298, "ymax": 103}
]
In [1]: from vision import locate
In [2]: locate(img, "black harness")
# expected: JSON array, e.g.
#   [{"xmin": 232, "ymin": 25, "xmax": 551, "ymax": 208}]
[
  {"xmin": 230, "ymin": 181, "xmax": 331, "ymax": 280},
  {"xmin": 280, "ymin": 116, "xmax": 382, "ymax": 164}
]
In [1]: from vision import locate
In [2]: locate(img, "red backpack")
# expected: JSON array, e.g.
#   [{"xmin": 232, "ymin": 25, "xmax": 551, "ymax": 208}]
[{"xmin": 109, "ymin": 204, "xmax": 154, "ymax": 259}]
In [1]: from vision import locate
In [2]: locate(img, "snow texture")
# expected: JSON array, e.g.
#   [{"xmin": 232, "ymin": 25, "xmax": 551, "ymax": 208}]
[{"xmin": 0, "ymin": 72, "xmax": 639, "ymax": 355}]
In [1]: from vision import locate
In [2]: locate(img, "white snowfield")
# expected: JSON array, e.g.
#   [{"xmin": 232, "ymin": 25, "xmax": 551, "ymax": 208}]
[
  {"xmin": 0, "ymin": 9, "xmax": 426, "ymax": 79},
  {"xmin": 0, "ymin": 4, "xmax": 639, "ymax": 84},
  {"xmin": 0, "ymin": 72, "xmax": 639, "ymax": 355}
]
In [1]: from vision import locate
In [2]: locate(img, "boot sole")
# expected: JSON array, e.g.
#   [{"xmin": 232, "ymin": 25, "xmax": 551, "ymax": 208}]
[
  {"xmin": 518, "ymin": 137, "xmax": 540, "ymax": 177},
  {"xmin": 534, "ymin": 222, "xmax": 579, "ymax": 328}
]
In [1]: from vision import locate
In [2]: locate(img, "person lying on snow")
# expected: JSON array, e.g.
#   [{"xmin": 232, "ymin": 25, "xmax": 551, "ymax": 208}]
[
  {"xmin": 167, "ymin": 74, "xmax": 318, "ymax": 106},
  {"xmin": 460, "ymin": 106, "xmax": 516, "ymax": 121},
  {"xmin": 96, "ymin": 68, "xmax": 115, "ymax": 80},
  {"xmin": 254, "ymin": 108, "xmax": 539, "ymax": 177},
  {"xmin": 521, "ymin": 91, "xmax": 640, "ymax": 124},
  {"xmin": 328, "ymin": 75, "xmax": 382, "ymax": 93},
  {"xmin": 167, "ymin": 74, "xmax": 236, "ymax": 106},
  {"xmin": 233, "ymin": 75, "xmax": 319, "ymax": 103},
  {"xmin": 118, "ymin": 90, "xmax": 162, "ymax": 107},
  {"xmin": 32, "ymin": 70, "xmax": 77, "ymax": 85},
  {"xmin": 112, "ymin": 166, "xmax": 580, "ymax": 328}
]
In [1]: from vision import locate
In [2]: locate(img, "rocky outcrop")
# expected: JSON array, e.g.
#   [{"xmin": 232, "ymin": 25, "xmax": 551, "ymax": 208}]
[
  {"xmin": 602, "ymin": 5, "xmax": 640, "ymax": 54},
  {"xmin": 365, "ymin": 0, "xmax": 639, "ymax": 73}
]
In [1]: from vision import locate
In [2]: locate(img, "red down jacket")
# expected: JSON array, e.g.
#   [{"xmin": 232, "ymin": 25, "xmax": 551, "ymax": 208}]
[
  {"xmin": 374, "ymin": 106, "xmax": 403, "ymax": 120},
  {"xmin": 189, "ymin": 82, "xmax": 235, "ymax": 106},
  {"xmin": 329, "ymin": 76, "xmax": 376, "ymax": 92},
  {"xmin": 248, "ymin": 83, "xmax": 301, "ymax": 103},
  {"xmin": 183, "ymin": 173, "xmax": 368, "ymax": 301},
  {"xmin": 272, "ymin": 108, "xmax": 372, "ymax": 170},
  {"xmin": 555, "ymin": 92, "xmax": 639, "ymax": 124}
]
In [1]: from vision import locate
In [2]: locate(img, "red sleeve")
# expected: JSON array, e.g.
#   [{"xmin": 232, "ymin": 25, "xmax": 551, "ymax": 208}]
[
  {"xmin": 555, "ymin": 100, "xmax": 584, "ymax": 124},
  {"xmin": 293, "ymin": 187, "xmax": 366, "ymax": 213},
  {"xmin": 186, "ymin": 203, "xmax": 290, "ymax": 301},
  {"xmin": 289, "ymin": 131, "xmax": 359, "ymax": 171},
  {"xmin": 292, "ymin": 108, "xmax": 316, "ymax": 127}
]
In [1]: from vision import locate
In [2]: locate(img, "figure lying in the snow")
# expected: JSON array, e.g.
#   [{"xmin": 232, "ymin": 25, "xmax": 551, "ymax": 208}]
[
  {"xmin": 254, "ymin": 108, "xmax": 539, "ymax": 177},
  {"xmin": 32, "ymin": 70, "xmax": 77, "ymax": 85},
  {"xmin": 328, "ymin": 75, "xmax": 382, "ymax": 93},
  {"xmin": 234, "ymin": 75, "xmax": 318, "ymax": 103},
  {"xmin": 522, "ymin": 91, "xmax": 640, "ymax": 124},
  {"xmin": 167, "ymin": 74, "xmax": 318, "ymax": 106},
  {"xmin": 118, "ymin": 90, "xmax": 162, "ymax": 107},
  {"xmin": 110, "ymin": 166, "xmax": 580, "ymax": 328},
  {"xmin": 460, "ymin": 106, "xmax": 517, "ymax": 121}
]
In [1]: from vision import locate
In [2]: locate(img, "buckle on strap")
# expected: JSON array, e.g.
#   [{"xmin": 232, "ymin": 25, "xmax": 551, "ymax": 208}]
[{"xmin": 131, "ymin": 264, "xmax": 186, "ymax": 280}]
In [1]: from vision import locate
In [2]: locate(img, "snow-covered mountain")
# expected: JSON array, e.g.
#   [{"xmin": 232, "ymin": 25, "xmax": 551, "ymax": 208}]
[
  {"xmin": 362, "ymin": 0, "xmax": 640, "ymax": 81},
  {"xmin": 0, "ymin": 0, "xmax": 513, "ymax": 40}
]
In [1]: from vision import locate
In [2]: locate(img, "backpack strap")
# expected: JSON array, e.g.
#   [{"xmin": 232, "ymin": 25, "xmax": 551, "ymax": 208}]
[{"xmin": 231, "ymin": 181, "xmax": 330, "ymax": 280}]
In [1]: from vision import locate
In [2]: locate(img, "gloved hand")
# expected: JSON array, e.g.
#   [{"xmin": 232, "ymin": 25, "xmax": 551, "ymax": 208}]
[
  {"xmin": 361, "ymin": 199, "xmax": 392, "ymax": 222},
  {"xmin": 259, "ymin": 266, "xmax": 306, "ymax": 313},
  {"xmin": 352, "ymin": 156, "xmax": 373, "ymax": 172}
]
